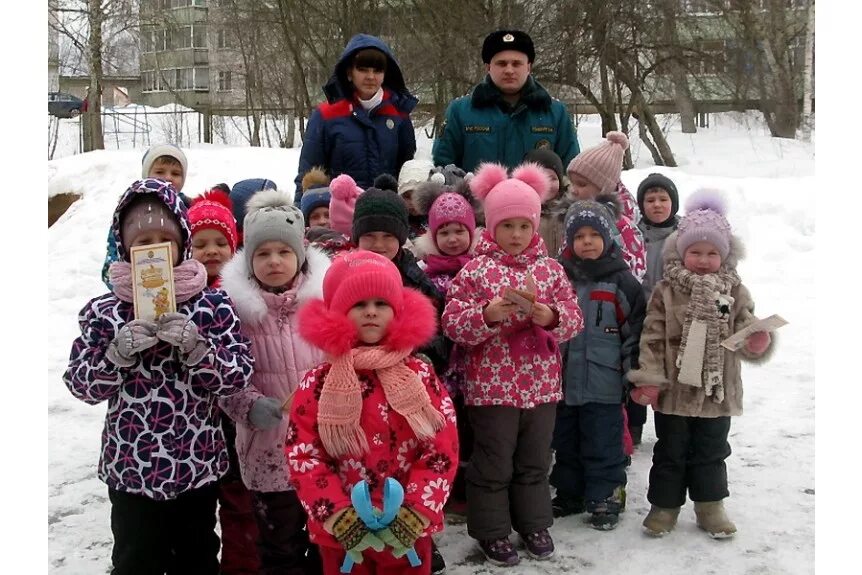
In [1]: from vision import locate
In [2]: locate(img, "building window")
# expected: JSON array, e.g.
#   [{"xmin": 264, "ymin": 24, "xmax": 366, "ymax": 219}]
[
  {"xmin": 696, "ymin": 40, "xmax": 727, "ymax": 75},
  {"xmin": 216, "ymin": 28, "xmax": 233, "ymax": 49},
  {"xmin": 218, "ymin": 71, "xmax": 232, "ymax": 91},
  {"xmin": 193, "ymin": 24, "xmax": 207, "ymax": 48},
  {"xmin": 154, "ymin": 29, "xmax": 166, "ymax": 51},
  {"xmin": 195, "ymin": 67, "xmax": 209, "ymax": 89}
]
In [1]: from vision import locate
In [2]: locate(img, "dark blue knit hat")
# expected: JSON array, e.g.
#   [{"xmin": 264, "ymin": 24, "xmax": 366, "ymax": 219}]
[
  {"xmin": 300, "ymin": 186, "xmax": 332, "ymax": 223},
  {"xmin": 564, "ymin": 197, "xmax": 619, "ymax": 257},
  {"xmin": 230, "ymin": 178, "xmax": 278, "ymax": 231}
]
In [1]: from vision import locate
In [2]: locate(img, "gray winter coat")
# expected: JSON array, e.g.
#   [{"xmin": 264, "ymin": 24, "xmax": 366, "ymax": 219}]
[{"xmin": 638, "ymin": 217, "xmax": 678, "ymax": 299}]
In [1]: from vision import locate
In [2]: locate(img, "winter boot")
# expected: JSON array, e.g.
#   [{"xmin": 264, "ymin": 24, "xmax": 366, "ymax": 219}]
[
  {"xmin": 430, "ymin": 540, "xmax": 447, "ymax": 574},
  {"xmin": 588, "ymin": 486, "xmax": 625, "ymax": 530},
  {"xmin": 642, "ymin": 505, "xmax": 680, "ymax": 536},
  {"xmin": 522, "ymin": 528, "xmax": 555, "ymax": 560},
  {"xmin": 551, "ymin": 493, "xmax": 586, "ymax": 518},
  {"xmin": 478, "ymin": 537, "xmax": 520, "ymax": 567},
  {"xmin": 629, "ymin": 425, "xmax": 643, "ymax": 446},
  {"xmin": 694, "ymin": 500, "xmax": 737, "ymax": 539}
]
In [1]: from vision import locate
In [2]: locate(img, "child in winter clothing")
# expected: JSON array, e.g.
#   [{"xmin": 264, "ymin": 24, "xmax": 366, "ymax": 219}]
[
  {"xmin": 301, "ymin": 166, "xmax": 333, "ymax": 230},
  {"xmin": 189, "ymin": 189, "xmax": 239, "ymax": 288},
  {"xmin": 397, "ymin": 158, "xmax": 435, "ymax": 240},
  {"xmin": 188, "ymin": 187, "xmax": 261, "ymax": 574},
  {"xmin": 287, "ymin": 250, "xmax": 459, "ymax": 575},
  {"xmin": 442, "ymin": 162, "xmax": 584, "ymax": 566},
  {"xmin": 230, "ymin": 178, "xmax": 279, "ymax": 247},
  {"xmin": 566, "ymin": 131, "xmax": 647, "ymax": 283},
  {"xmin": 409, "ymin": 177, "xmax": 482, "ymax": 523},
  {"xmin": 626, "ymin": 172, "xmax": 681, "ymax": 446},
  {"xmin": 64, "ymin": 178, "xmax": 255, "ymax": 575},
  {"xmin": 101, "ymin": 144, "xmax": 189, "ymax": 288},
  {"xmin": 218, "ymin": 189, "xmax": 330, "ymax": 573},
  {"xmin": 524, "ymin": 149, "xmax": 571, "ymax": 258},
  {"xmin": 309, "ymin": 173, "xmax": 362, "ymax": 258},
  {"xmin": 627, "ymin": 190, "xmax": 776, "ymax": 539},
  {"xmin": 549, "ymin": 196, "xmax": 647, "ymax": 530}
]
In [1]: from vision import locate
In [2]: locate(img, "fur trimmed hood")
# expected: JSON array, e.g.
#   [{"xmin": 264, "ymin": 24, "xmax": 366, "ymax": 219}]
[
  {"xmin": 220, "ymin": 245, "xmax": 331, "ymax": 326},
  {"xmin": 410, "ymin": 227, "xmax": 484, "ymax": 260}
]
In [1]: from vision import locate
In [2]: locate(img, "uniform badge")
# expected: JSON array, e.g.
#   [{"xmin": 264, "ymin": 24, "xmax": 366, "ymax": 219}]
[
  {"xmin": 386, "ymin": 119, "xmax": 394, "ymax": 130},
  {"xmin": 503, "ymin": 33, "xmax": 514, "ymax": 42},
  {"xmin": 535, "ymin": 139, "xmax": 551, "ymax": 150}
]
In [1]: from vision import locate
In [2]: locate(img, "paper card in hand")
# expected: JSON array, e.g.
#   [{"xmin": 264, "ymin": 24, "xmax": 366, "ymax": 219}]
[
  {"xmin": 720, "ymin": 314, "xmax": 788, "ymax": 351},
  {"xmin": 131, "ymin": 242, "xmax": 176, "ymax": 321},
  {"xmin": 503, "ymin": 274, "xmax": 538, "ymax": 313}
]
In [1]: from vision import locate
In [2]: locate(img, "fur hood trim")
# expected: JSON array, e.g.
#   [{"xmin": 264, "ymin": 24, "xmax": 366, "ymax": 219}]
[
  {"xmin": 220, "ymin": 245, "xmax": 330, "ymax": 325},
  {"xmin": 410, "ymin": 227, "xmax": 484, "ymax": 260}
]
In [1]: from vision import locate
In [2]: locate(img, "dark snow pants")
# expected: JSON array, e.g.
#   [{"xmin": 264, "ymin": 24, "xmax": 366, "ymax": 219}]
[
  {"xmin": 218, "ymin": 416, "xmax": 261, "ymax": 575},
  {"xmin": 647, "ymin": 412, "xmax": 732, "ymax": 508},
  {"xmin": 250, "ymin": 490, "xmax": 322, "ymax": 574},
  {"xmin": 550, "ymin": 402, "xmax": 627, "ymax": 505},
  {"xmin": 109, "ymin": 484, "xmax": 219, "ymax": 575},
  {"xmin": 465, "ymin": 403, "xmax": 556, "ymax": 540}
]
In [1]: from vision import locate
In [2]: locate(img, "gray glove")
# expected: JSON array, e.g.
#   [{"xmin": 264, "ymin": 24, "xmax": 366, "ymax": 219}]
[
  {"xmin": 156, "ymin": 312, "xmax": 211, "ymax": 366},
  {"xmin": 106, "ymin": 319, "xmax": 159, "ymax": 367},
  {"xmin": 249, "ymin": 397, "xmax": 284, "ymax": 430}
]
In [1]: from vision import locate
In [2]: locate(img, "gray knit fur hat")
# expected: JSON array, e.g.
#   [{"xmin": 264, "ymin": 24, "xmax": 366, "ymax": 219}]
[{"xmin": 242, "ymin": 189, "xmax": 306, "ymax": 273}]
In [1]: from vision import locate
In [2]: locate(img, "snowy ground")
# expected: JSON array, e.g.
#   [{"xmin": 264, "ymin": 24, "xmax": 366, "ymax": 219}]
[{"xmin": 47, "ymin": 114, "xmax": 815, "ymax": 574}]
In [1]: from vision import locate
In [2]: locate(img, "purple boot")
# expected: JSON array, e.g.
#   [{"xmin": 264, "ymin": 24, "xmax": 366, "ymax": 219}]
[
  {"xmin": 523, "ymin": 529, "xmax": 555, "ymax": 560},
  {"xmin": 478, "ymin": 537, "xmax": 520, "ymax": 567}
]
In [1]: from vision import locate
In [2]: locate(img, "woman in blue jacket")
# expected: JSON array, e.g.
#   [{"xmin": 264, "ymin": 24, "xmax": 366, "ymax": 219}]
[{"xmin": 294, "ymin": 34, "xmax": 418, "ymax": 204}]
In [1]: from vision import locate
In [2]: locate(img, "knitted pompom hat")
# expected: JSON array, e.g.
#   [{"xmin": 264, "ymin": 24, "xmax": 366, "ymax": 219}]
[
  {"xmin": 242, "ymin": 189, "xmax": 306, "ymax": 272},
  {"xmin": 397, "ymin": 159, "xmax": 435, "ymax": 195},
  {"xmin": 329, "ymin": 174, "xmax": 364, "ymax": 237},
  {"xmin": 470, "ymin": 161, "xmax": 552, "ymax": 235},
  {"xmin": 230, "ymin": 178, "xmax": 278, "ymax": 235},
  {"xmin": 298, "ymin": 250, "xmax": 438, "ymax": 356},
  {"xmin": 566, "ymin": 131, "xmax": 629, "ymax": 194},
  {"xmin": 676, "ymin": 189, "xmax": 733, "ymax": 260},
  {"xmin": 141, "ymin": 143, "xmax": 187, "ymax": 181},
  {"xmin": 300, "ymin": 187, "xmax": 332, "ymax": 224},
  {"xmin": 301, "ymin": 166, "xmax": 330, "ymax": 192},
  {"xmin": 564, "ymin": 194, "xmax": 621, "ymax": 257},
  {"xmin": 188, "ymin": 189, "xmax": 238, "ymax": 253},
  {"xmin": 351, "ymin": 187, "xmax": 409, "ymax": 246},
  {"xmin": 412, "ymin": 178, "xmax": 479, "ymax": 244}
]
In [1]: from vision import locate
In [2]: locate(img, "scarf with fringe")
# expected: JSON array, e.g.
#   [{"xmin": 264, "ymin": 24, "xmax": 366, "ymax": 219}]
[
  {"xmin": 664, "ymin": 258, "xmax": 740, "ymax": 403},
  {"xmin": 318, "ymin": 346, "xmax": 445, "ymax": 457},
  {"xmin": 109, "ymin": 259, "xmax": 208, "ymax": 304}
]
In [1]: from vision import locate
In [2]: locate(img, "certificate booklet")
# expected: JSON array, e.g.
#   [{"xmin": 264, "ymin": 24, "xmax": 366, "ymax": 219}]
[
  {"xmin": 720, "ymin": 314, "xmax": 788, "ymax": 351},
  {"xmin": 130, "ymin": 242, "xmax": 176, "ymax": 321}
]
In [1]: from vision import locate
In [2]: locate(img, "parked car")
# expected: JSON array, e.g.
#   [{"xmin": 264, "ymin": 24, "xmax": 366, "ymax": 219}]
[{"xmin": 48, "ymin": 92, "xmax": 84, "ymax": 119}]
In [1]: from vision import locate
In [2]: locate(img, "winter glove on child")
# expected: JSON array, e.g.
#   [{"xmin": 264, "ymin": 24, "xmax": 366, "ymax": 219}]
[
  {"xmin": 631, "ymin": 385, "xmax": 660, "ymax": 407},
  {"xmin": 156, "ymin": 312, "xmax": 210, "ymax": 365},
  {"xmin": 745, "ymin": 331, "xmax": 771, "ymax": 355},
  {"xmin": 377, "ymin": 506, "xmax": 427, "ymax": 558},
  {"xmin": 329, "ymin": 507, "xmax": 385, "ymax": 564},
  {"xmin": 248, "ymin": 397, "xmax": 284, "ymax": 430},
  {"xmin": 106, "ymin": 319, "xmax": 159, "ymax": 367}
]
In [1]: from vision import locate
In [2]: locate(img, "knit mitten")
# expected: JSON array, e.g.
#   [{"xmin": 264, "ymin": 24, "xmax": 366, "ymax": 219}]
[
  {"xmin": 248, "ymin": 397, "xmax": 283, "ymax": 430},
  {"xmin": 330, "ymin": 507, "xmax": 385, "ymax": 564},
  {"xmin": 377, "ymin": 506, "xmax": 427, "ymax": 558},
  {"xmin": 156, "ymin": 312, "xmax": 210, "ymax": 365},
  {"xmin": 106, "ymin": 319, "xmax": 159, "ymax": 367},
  {"xmin": 744, "ymin": 331, "xmax": 771, "ymax": 355},
  {"xmin": 631, "ymin": 385, "xmax": 660, "ymax": 407}
]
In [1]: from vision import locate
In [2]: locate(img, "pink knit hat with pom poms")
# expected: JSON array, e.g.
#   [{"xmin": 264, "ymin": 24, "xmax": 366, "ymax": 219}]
[
  {"xmin": 328, "ymin": 174, "xmax": 364, "ymax": 237},
  {"xmin": 676, "ymin": 189, "xmax": 733, "ymax": 260},
  {"xmin": 469, "ymin": 162, "xmax": 552, "ymax": 236},
  {"xmin": 566, "ymin": 130, "xmax": 629, "ymax": 194}
]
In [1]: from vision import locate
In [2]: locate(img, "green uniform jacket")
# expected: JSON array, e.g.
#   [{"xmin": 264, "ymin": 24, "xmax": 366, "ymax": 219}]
[{"xmin": 432, "ymin": 75, "xmax": 580, "ymax": 172}]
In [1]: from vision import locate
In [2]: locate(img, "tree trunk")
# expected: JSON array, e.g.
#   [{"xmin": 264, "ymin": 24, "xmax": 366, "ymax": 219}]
[
  {"xmin": 661, "ymin": 0, "xmax": 697, "ymax": 133},
  {"xmin": 801, "ymin": 0, "xmax": 815, "ymax": 142},
  {"xmin": 599, "ymin": 58, "xmax": 619, "ymax": 135},
  {"xmin": 85, "ymin": 0, "xmax": 104, "ymax": 151}
]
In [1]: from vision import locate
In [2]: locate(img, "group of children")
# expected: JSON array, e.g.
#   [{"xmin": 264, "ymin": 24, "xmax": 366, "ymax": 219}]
[{"xmin": 63, "ymin": 133, "xmax": 776, "ymax": 575}]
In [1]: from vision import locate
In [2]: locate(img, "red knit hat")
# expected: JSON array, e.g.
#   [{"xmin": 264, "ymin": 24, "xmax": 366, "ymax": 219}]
[
  {"xmin": 298, "ymin": 250, "xmax": 437, "ymax": 356},
  {"xmin": 188, "ymin": 189, "xmax": 238, "ymax": 253}
]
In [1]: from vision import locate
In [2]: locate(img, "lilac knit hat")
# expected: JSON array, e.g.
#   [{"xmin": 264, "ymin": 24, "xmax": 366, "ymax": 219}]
[
  {"xmin": 676, "ymin": 189, "xmax": 733, "ymax": 259},
  {"xmin": 566, "ymin": 131, "xmax": 629, "ymax": 194}
]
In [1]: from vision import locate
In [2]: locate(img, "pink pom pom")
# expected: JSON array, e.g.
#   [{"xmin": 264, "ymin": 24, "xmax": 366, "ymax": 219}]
[
  {"xmin": 511, "ymin": 162, "xmax": 553, "ymax": 202},
  {"xmin": 469, "ymin": 163, "xmax": 509, "ymax": 200},
  {"xmin": 383, "ymin": 288, "xmax": 438, "ymax": 351},
  {"xmin": 606, "ymin": 130, "xmax": 629, "ymax": 151},
  {"xmin": 330, "ymin": 174, "xmax": 362, "ymax": 201},
  {"xmin": 298, "ymin": 299, "xmax": 357, "ymax": 356},
  {"xmin": 685, "ymin": 188, "xmax": 728, "ymax": 217}
]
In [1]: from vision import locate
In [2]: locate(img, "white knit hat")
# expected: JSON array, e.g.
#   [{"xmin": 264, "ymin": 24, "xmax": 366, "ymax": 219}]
[{"xmin": 397, "ymin": 159, "xmax": 434, "ymax": 196}]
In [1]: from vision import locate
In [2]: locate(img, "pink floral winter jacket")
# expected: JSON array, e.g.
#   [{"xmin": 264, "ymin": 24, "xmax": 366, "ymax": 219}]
[
  {"xmin": 442, "ymin": 231, "xmax": 584, "ymax": 408},
  {"xmin": 218, "ymin": 247, "xmax": 330, "ymax": 492},
  {"xmin": 616, "ymin": 181, "xmax": 647, "ymax": 283}
]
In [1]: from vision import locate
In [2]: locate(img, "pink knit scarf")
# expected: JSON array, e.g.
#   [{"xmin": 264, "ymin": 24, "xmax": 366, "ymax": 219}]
[
  {"xmin": 424, "ymin": 253, "xmax": 472, "ymax": 277},
  {"xmin": 318, "ymin": 346, "xmax": 446, "ymax": 458},
  {"xmin": 109, "ymin": 259, "xmax": 209, "ymax": 304}
]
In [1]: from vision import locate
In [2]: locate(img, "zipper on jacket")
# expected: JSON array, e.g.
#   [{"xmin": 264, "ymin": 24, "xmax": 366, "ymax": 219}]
[{"xmin": 596, "ymin": 303, "xmax": 603, "ymax": 327}]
